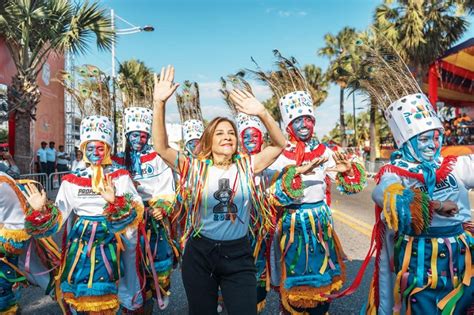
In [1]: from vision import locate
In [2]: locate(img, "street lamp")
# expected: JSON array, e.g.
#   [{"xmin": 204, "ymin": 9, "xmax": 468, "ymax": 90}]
[{"xmin": 110, "ymin": 9, "xmax": 154, "ymax": 153}]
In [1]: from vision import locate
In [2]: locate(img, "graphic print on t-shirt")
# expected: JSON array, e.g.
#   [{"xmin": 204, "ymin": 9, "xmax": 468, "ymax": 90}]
[{"xmin": 213, "ymin": 178, "xmax": 238, "ymax": 221}]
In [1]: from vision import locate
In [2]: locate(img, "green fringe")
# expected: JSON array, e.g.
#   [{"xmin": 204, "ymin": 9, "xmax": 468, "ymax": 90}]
[
  {"xmin": 336, "ymin": 162, "xmax": 367, "ymax": 194},
  {"xmin": 281, "ymin": 166, "xmax": 305, "ymax": 199}
]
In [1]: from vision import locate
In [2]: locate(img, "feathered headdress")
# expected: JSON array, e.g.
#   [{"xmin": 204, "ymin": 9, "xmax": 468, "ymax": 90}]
[
  {"xmin": 350, "ymin": 30, "xmax": 443, "ymax": 148},
  {"xmin": 247, "ymin": 50, "xmax": 315, "ymax": 128},
  {"xmin": 219, "ymin": 73, "xmax": 266, "ymax": 135},
  {"xmin": 176, "ymin": 81, "xmax": 204, "ymax": 144},
  {"xmin": 176, "ymin": 81, "xmax": 203, "ymax": 122}
]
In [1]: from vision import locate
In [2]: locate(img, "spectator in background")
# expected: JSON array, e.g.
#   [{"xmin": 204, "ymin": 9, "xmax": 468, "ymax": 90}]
[
  {"xmin": 71, "ymin": 150, "xmax": 86, "ymax": 171},
  {"xmin": 45, "ymin": 141, "xmax": 56, "ymax": 175},
  {"xmin": 0, "ymin": 151, "xmax": 20, "ymax": 178},
  {"xmin": 36, "ymin": 141, "xmax": 47, "ymax": 173},
  {"xmin": 56, "ymin": 145, "xmax": 70, "ymax": 172}
]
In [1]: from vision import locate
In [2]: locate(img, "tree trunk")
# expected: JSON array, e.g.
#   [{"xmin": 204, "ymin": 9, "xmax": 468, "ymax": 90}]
[
  {"xmin": 369, "ymin": 98, "xmax": 377, "ymax": 164},
  {"xmin": 8, "ymin": 74, "xmax": 41, "ymax": 174},
  {"xmin": 339, "ymin": 87, "xmax": 346, "ymax": 147}
]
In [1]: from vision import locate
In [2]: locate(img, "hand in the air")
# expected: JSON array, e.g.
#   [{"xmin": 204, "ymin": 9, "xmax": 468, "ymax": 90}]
[
  {"xmin": 327, "ymin": 151, "xmax": 353, "ymax": 175},
  {"xmin": 229, "ymin": 89, "xmax": 265, "ymax": 117},
  {"xmin": 100, "ymin": 176, "xmax": 116, "ymax": 204},
  {"xmin": 296, "ymin": 156, "xmax": 329, "ymax": 175},
  {"xmin": 153, "ymin": 65, "xmax": 180, "ymax": 103},
  {"xmin": 23, "ymin": 183, "xmax": 47, "ymax": 211}
]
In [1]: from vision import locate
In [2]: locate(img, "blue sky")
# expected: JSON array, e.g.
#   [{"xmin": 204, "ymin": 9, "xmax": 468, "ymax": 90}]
[{"xmin": 77, "ymin": 0, "xmax": 474, "ymax": 138}]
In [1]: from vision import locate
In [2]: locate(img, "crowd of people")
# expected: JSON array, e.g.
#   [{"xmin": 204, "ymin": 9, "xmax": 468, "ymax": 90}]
[
  {"xmin": 0, "ymin": 54, "xmax": 472, "ymax": 315},
  {"xmin": 443, "ymin": 113, "xmax": 474, "ymax": 145},
  {"xmin": 36, "ymin": 141, "xmax": 72, "ymax": 174}
]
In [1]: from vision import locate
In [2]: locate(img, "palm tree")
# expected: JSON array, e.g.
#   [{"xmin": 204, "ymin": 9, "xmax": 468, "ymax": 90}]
[
  {"xmin": 118, "ymin": 59, "xmax": 154, "ymax": 108},
  {"xmin": 318, "ymin": 27, "xmax": 359, "ymax": 147},
  {"xmin": 0, "ymin": 0, "xmax": 113, "ymax": 172},
  {"xmin": 303, "ymin": 64, "xmax": 329, "ymax": 107},
  {"xmin": 374, "ymin": 0, "xmax": 469, "ymax": 82}
]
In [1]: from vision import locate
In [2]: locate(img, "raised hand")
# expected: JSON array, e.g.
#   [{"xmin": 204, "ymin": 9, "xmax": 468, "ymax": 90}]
[
  {"xmin": 296, "ymin": 156, "xmax": 329, "ymax": 175},
  {"xmin": 229, "ymin": 89, "xmax": 266, "ymax": 117},
  {"xmin": 153, "ymin": 65, "xmax": 180, "ymax": 104},
  {"xmin": 23, "ymin": 183, "xmax": 47, "ymax": 211},
  {"xmin": 327, "ymin": 151, "xmax": 354, "ymax": 175},
  {"xmin": 100, "ymin": 175, "xmax": 115, "ymax": 204}
]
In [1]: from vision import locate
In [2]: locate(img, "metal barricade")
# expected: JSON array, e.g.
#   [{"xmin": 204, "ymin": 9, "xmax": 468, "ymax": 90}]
[
  {"xmin": 365, "ymin": 160, "xmax": 387, "ymax": 176},
  {"xmin": 19, "ymin": 173, "xmax": 49, "ymax": 193},
  {"xmin": 48, "ymin": 171, "xmax": 72, "ymax": 199}
]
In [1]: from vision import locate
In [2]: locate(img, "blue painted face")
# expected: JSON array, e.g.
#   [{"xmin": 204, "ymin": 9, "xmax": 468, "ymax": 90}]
[
  {"xmin": 85, "ymin": 141, "xmax": 106, "ymax": 165},
  {"xmin": 290, "ymin": 116, "xmax": 315, "ymax": 141},
  {"xmin": 415, "ymin": 130, "xmax": 441, "ymax": 162},
  {"xmin": 241, "ymin": 127, "xmax": 263, "ymax": 155},
  {"xmin": 127, "ymin": 131, "xmax": 149, "ymax": 152},
  {"xmin": 185, "ymin": 139, "xmax": 200, "ymax": 156}
]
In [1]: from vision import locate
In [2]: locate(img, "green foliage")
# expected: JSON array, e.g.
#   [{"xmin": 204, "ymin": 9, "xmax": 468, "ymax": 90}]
[
  {"xmin": 0, "ymin": 0, "xmax": 114, "ymax": 78},
  {"xmin": 374, "ymin": 0, "xmax": 470, "ymax": 77},
  {"xmin": 322, "ymin": 108, "xmax": 391, "ymax": 147},
  {"xmin": 0, "ymin": 128, "xmax": 7, "ymax": 143},
  {"xmin": 118, "ymin": 59, "xmax": 154, "ymax": 108}
]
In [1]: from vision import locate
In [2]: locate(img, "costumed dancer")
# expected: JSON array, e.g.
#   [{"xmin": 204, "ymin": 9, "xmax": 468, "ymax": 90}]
[
  {"xmin": 114, "ymin": 107, "xmax": 177, "ymax": 313},
  {"xmin": 32, "ymin": 115, "xmax": 144, "ymax": 314},
  {"xmin": 220, "ymin": 74, "xmax": 274, "ymax": 313},
  {"xmin": 152, "ymin": 65, "xmax": 288, "ymax": 314},
  {"xmin": 0, "ymin": 172, "xmax": 60, "ymax": 314},
  {"xmin": 177, "ymin": 81, "xmax": 205, "ymax": 158},
  {"xmin": 250, "ymin": 52, "xmax": 367, "ymax": 315},
  {"xmin": 350, "ymin": 34, "xmax": 473, "ymax": 315}
]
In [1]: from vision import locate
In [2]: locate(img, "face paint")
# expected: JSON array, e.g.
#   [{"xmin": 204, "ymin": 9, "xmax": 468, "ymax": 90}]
[
  {"xmin": 241, "ymin": 127, "xmax": 263, "ymax": 155},
  {"xmin": 85, "ymin": 141, "xmax": 106, "ymax": 165},
  {"xmin": 290, "ymin": 116, "xmax": 315, "ymax": 141},
  {"xmin": 415, "ymin": 130, "xmax": 441, "ymax": 162},
  {"xmin": 128, "ymin": 131, "xmax": 149, "ymax": 152},
  {"xmin": 185, "ymin": 139, "xmax": 200, "ymax": 157}
]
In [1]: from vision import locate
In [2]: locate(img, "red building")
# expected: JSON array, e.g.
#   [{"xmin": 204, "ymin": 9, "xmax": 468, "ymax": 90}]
[{"xmin": 0, "ymin": 36, "xmax": 65, "ymax": 168}]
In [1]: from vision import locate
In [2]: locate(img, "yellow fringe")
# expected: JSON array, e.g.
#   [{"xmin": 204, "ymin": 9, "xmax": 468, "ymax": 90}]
[
  {"xmin": 0, "ymin": 304, "xmax": 18, "ymax": 315},
  {"xmin": 256, "ymin": 299, "xmax": 266, "ymax": 313},
  {"xmin": 63, "ymin": 293, "xmax": 119, "ymax": 313},
  {"xmin": 383, "ymin": 183, "xmax": 404, "ymax": 231},
  {"xmin": 281, "ymin": 279, "xmax": 344, "ymax": 310},
  {"xmin": 0, "ymin": 228, "xmax": 30, "ymax": 242},
  {"xmin": 128, "ymin": 200, "xmax": 144, "ymax": 231},
  {"xmin": 365, "ymin": 279, "xmax": 377, "ymax": 315}
]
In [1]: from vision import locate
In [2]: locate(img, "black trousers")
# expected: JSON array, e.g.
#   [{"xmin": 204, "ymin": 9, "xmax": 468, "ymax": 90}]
[{"xmin": 182, "ymin": 235, "xmax": 257, "ymax": 315}]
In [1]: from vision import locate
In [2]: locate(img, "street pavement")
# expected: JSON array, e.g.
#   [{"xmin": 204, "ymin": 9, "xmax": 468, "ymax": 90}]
[{"xmin": 19, "ymin": 179, "xmax": 474, "ymax": 314}]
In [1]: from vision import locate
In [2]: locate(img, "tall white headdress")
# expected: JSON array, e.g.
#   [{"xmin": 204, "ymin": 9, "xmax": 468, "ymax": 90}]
[
  {"xmin": 350, "ymin": 31, "xmax": 443, "ymax": 148},
  {"xmin": 80, "ymin": 115, "xmax": 114, "ymax": 147}
]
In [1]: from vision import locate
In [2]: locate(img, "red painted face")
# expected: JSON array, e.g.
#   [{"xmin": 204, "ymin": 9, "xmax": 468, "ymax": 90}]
[
  {"xmin": 288, "ymin": 116, "xmax": 315, "ymax": 142},
  {"xmin": 241, "ymin": 127, "xmax": 263, "ymax": 154},
  {"xmin": 85, "ymin": 141, "xmax": 107, "ymax": 165}
]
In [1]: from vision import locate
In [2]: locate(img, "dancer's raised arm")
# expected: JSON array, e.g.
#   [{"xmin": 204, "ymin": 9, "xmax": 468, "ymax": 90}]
[
  {"xmin": 229, "ymin": 89, "xmax": 286, "ymax": 173},
  {"xmin": 152, "ymin": 65, "xmax": 183, "ymax": 170}
]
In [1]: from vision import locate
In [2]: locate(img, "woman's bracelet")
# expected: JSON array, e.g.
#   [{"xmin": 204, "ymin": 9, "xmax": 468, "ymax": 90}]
[{"xmin": 435, "ymin": 200, "xmax": 443, "ymax": 213}]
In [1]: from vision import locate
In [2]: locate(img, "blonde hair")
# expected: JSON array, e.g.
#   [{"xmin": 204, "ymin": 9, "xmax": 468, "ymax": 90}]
[{"xmin": 196, "ymin": 117, "xmax": 239, "ymax": 160}]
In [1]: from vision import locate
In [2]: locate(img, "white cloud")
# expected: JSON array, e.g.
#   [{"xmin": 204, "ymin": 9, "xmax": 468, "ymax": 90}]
[
  {"xmin": 266, "ymin": 9, "xmax": 308, "ymax": 17},
  {"xmin": 278, "ymin": 10, "xmax": 291, "ymax": 17}
]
